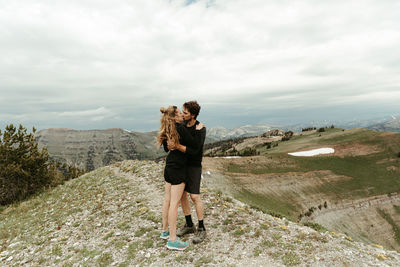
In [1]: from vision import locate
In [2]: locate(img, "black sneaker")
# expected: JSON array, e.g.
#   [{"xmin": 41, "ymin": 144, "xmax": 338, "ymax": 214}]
[
  {"xmin": 193, "ymin": 228, "xmax": 206, "ymax": 244},
  {"xmin": 176, "ymin": 224, "xmax": 196, "ymax": 237}
]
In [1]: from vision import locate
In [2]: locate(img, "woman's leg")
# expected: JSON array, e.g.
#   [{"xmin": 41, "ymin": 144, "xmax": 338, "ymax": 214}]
[
  {"xmin": 162, "ymin": 182, "xmax": 171, "ymax": 232},
  {"xmin": 168, "ymin": 182, "xmax": 186, "ymax": 241}
]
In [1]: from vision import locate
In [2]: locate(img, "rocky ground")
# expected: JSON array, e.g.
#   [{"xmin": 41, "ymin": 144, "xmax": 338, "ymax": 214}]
[{"xmin": 1, "ymin": 160, "xmax": 400, "ymax": 266}]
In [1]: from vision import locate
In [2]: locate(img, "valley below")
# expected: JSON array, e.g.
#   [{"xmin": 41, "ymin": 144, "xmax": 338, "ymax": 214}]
[{"xmin": 202, "ymin": 128, "xmax": 400, "ymax": 252}]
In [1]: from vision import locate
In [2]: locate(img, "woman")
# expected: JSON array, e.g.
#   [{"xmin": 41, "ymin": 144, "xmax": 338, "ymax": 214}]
[{"xmin": 157, "ymin": 106, "xmax": 198, "ymax": 251}]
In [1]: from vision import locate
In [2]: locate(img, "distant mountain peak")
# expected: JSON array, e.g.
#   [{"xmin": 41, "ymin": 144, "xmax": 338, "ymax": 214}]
[{"xmin": 208, "ymin": 124, "xmax": 280, "ymax": 141}]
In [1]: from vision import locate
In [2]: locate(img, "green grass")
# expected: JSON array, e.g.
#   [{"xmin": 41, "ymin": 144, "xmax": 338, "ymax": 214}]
[
  {"xmin": 143, "ymin": 238, "xmax": 154, "ymax": 249},
  {"xmin": 194, "ymin": 255, "xmax": 213, "ymax": 267},
  {"xmin": 377, "ymin": 208, "xmax": 400, "ymax": 246},
  {"xmin": 223, "ymin": 218, "xmax": 232, "ymax": 225},
  {"xmin": 234, "ymin": 188, "xmax": 298, "ymax": 220},
  {"xmin": 225, "ymin": 157, "xmax": 298, "ymax": 174},
  {"xmin": 227, "ymin": 151, "xmax": 400, "ymax": 200},
  {"xmin": 51, "ymin": 245, "xmax": 63, "ymax": 257},
  {"xmin": 263, "ymin": 128, "xmax": 358, "ymax": 154},
  {"xmin": 134, "ymin": 227, "xmax": 153, "ymax": 237},
  {"xmin": 253, "ymin": 248, "xmax": 262, "ymax": 256},
  {"xmin": 261, "ymin": 240, "xmax": 275, "ymax": 248},
  {"xmin": 97, "ymin": 252, "xmax": 113, "ymax": 267},
  {"xmin": 295, "ymin": 153, "xmax": 400, "ymax": 198},
  {"xmin": 79, "ymin": 247, "xmax": 101, "ymax": 259},
  {"xmin": 302, "ymin": 222, "xmax": 328, "ymax": 232},
  {"xmin": 394, "ymin": 205, "xmax": 400, "ymax": 215},
  {"xmin": 127, "ymin": 242, "xmax": 140, "ymax": 260},
  {"xmin": 282, "ymin": 251, "xmax": 301, "ymax": 266}
]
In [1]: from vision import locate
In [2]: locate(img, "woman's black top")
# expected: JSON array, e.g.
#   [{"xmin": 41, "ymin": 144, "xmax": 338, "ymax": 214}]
[{"xmin": 163, "ymin": 123, "xmax": 198, "ymax": 168}]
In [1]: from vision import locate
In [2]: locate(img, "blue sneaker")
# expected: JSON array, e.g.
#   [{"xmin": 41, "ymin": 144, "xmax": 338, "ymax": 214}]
[
  {"xmin": 160, "ymin": 231, "xmax": 170, "ymax": 240},
  {"xmin": 166, "ymin": 238, "xmax": 189, "ymax": 251}
]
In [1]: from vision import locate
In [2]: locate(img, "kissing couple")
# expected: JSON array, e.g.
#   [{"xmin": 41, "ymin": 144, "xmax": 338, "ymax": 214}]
[{"xmin": 156, "ymin": 101, "xmax": 207, "ymax": 251}]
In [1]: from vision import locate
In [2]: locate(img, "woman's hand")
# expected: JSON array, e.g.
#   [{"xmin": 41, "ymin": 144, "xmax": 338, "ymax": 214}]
[
  {"xmin": 196, "ymin": 122, "xmax": 205, "ymax": 130},
  {"xmin": 167, "ymin": 140, "xmax": 177, "ymax": 150}
]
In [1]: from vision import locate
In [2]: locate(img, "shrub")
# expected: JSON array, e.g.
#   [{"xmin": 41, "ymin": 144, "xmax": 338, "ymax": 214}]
[
  {"xmin": 264, "ymin": 142, "xmax": 272, "ymax": 149},
  {"xmin": 302, "ymin": 127, "xmax": 316, "ymax": 132},
  {"xmin": 282, "ymin": 131, "xmax": 293, "ymax": 141},
  {"xmin": 239, "ymin": 147, "xmax": 258, "ymax": 156},
  {"xmin": 317, "ymin": 127, "xmax": 325, "ymax": 132}
]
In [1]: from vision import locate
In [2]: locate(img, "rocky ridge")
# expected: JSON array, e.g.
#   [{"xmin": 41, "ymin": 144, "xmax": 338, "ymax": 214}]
[
  {"xmin": 207, "ymin": 125, "xmax": 277, "ymax": 141},
  {"xmin": 1, "ymin": 160, "xmax": 400, "ymax": 266},
  {"xmin": 369, "ymin": 118, "xmax": 400, "ymax": 133},
  {"xmin": 35, "ymin": 128, "xmax": 164, "ymax": 171}
]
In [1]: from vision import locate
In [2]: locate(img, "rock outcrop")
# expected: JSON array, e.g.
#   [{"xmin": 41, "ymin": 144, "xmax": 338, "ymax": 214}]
[
  {"xmin": 35, "ymin": 128, "xmax": 165, "ymax": 171},
  {"xmin": 261, "ymin": 129, "xmax": 285, "ymax": 137}
]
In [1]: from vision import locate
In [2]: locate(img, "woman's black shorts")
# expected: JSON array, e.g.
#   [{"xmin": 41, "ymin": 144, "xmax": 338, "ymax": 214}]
[{"xmin": 164, "ymin": 166, "xmax": 187, "ymax": 185}]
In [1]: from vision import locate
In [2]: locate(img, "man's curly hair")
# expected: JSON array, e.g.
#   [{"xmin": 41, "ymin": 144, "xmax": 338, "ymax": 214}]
[{"xmin": 183, "ymin": 101, "xmax": 201, "ymax": 119}]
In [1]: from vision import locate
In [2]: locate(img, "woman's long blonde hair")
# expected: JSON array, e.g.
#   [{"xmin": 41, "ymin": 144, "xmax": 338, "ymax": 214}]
[{"xmin": 156, "ymin": 106, "xmax": 180, "ymax": 147}]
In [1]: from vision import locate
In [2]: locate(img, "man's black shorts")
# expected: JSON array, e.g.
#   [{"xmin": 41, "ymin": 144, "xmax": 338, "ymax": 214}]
[
  {"xmin": 185, "ymin": 166, "xmax": 202, "ymax": 194},
  {"xmin": 164, "ymin": 166, "xmax": 187, "ymax": 185}
]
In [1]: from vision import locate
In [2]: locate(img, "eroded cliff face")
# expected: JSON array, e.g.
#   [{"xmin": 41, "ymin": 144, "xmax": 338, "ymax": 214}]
[
  {"xmin": 202, "ymin": 157, "xmax": 400, "ymax": 253},
  {"xmin": 306, "ymin": 193, "xmax": 400, "ymax": 252},
  {"xmin": 35, "ymin": 128, "xmax": 165, "ymax": 170}
]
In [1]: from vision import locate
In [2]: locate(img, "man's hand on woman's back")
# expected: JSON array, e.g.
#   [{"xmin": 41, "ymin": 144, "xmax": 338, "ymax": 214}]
[{"xmin": 196, "ymin": 123, "xmax": 205, "ymax": 130}]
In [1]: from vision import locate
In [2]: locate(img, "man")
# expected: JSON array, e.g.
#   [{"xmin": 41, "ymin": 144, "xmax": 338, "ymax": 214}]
[{"xmin": 168, "ymin": 100, "xmax": 207, "ymax": 244}]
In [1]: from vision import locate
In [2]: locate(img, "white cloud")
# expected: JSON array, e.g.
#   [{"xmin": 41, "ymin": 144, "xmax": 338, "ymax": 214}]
[
  {"xmin": 57, "ymin": 107, "xmax": 112, "ymax": 118},
  {"xmin": 0, "ymin": 0, "xmax": 399, "ymax": 130}
]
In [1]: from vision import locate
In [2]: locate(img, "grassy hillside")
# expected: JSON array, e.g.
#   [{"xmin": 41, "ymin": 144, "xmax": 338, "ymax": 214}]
[
  {"xmin": 203, "ymin": 128, "xmax": 400, "ymax": 251},
  {"xmin": 226, "ymin": 128, "xmax": 400, "ymax": 197},
  {"xmin": 1, "ymin": 160, "xmax": 400, "ymax": 266}
]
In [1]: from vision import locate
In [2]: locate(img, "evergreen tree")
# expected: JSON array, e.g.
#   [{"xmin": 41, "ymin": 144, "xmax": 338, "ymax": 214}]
[
  {"xmin": 0, "ymin": 124, "xmax": 50, "ymax": 205},
  {"xmin": 0, "ymin": 124, "xmax": 85, "ymax": 205}
]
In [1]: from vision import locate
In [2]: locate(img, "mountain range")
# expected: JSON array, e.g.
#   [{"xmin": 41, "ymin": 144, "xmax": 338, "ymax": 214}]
[
  {"xmin": 34, "ymin": 115, "xmax": 400, "ymax": 171},
  {"xmin": 206, "ymin": 124, "xmax": 279, "ymax": 142},
  {"xmin": 35, "ymin": 128, "xmax": 165, "ymax": 171},
  {"xmin": 368, "ymin": 117, "xmax": 400, "ymax": 133}
]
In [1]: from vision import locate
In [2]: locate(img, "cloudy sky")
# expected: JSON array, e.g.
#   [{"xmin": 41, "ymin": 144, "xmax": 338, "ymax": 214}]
[{"xmin": 1, "ymin": 0, "xmax": 399, "ymax": 132}]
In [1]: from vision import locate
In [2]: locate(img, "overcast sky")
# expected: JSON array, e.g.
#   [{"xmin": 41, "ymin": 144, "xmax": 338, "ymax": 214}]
[{"xmin": 1, "ymin": 0, "xmax": 399, "ymax": 132}]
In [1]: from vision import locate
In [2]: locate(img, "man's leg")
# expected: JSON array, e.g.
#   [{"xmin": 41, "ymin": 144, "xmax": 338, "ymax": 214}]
[
  {"xmin": 191, "ymin": 193, "xmax": 206, "ymax": 244},
  {"xmin": 177, "ymin": 191, "xmax": 196, "ymax": 237},
  {"xmin": 190, "ymin": 194, "xmax": 204, "ymax": 223},
  {"xmin": 186, "ymin": 166, "xmax": 206, "ymax": 244}
]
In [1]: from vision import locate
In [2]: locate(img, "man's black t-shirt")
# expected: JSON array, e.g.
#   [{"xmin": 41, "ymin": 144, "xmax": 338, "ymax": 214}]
[{"xmin": 185, "ymin": 120, "xmax": 206, "ymax": 167}]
